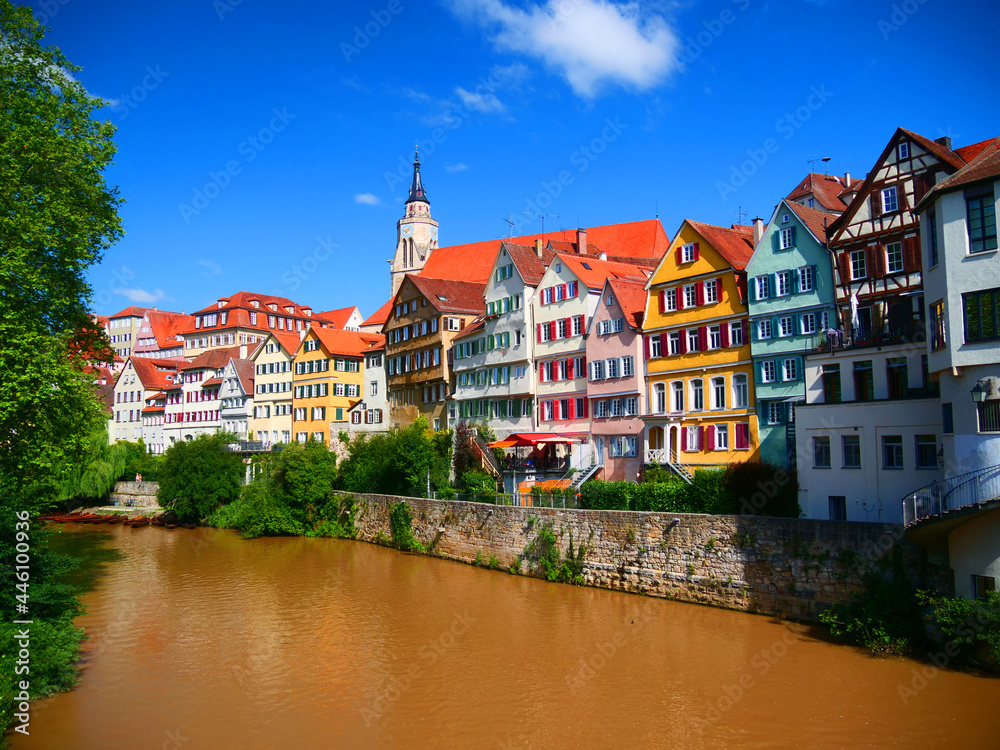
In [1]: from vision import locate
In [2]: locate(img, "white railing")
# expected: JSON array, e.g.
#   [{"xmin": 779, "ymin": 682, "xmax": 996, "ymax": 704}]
[
  {"xmin": 644, "ymin": 448, "xmax": 693, "ymax": 483},
  {"xmin": 902, "ymin": 464, "xmax": 1000, "ymax": 526}
]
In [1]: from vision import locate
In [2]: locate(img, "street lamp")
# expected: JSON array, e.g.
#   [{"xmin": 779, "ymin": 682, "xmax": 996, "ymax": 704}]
[{"xmin": 971, "ymin": 377, "xmax": 998, "ymax": 402}]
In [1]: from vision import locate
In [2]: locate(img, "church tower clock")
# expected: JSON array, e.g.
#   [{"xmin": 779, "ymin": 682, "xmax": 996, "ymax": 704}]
[{"xmin": 390, "ymin": 148, "xmax": 439, "ymax": 296}]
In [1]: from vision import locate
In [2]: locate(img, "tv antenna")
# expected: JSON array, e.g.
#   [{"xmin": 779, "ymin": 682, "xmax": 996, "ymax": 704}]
[
  {"xmin": 502, "ymin": 215, "xmax": 515, "ymax": 238},
  {"xmin": 729, "ymin": 206, "xmax": 748, "ymax": 226},
  {"xmin": 808, "ymin": 155, "xmax": 832, "ymax": 175},
  {"xmin": 527, "ymin": 212, "xmax": 558, "ymax": 243}
]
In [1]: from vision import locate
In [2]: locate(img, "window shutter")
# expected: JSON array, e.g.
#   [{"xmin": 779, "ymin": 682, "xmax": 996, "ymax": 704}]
[
  {"xmin": 660, "ymin": 332, "xmax": 668, "ymax": 355},
  {"xmin": 768, "ymin": 274, "xmax": 776, "ymax": 297},
  {"xmin": 675, "ymin": 248, "xmax": 683, "ymax": 264},
  {"xmin": 873, "ymin": 244, "xmax": 886, "ymax": 276},
  {"xmin": 658, "ymin": 290, "xmax": 666, "ymax": 313},
  {"xmin": 536, "ymin": 323, "xmax": 542, "ymax": 342},
  {"xmin": 790, "ymin": 226, "xmax": 797, "ymax": 247},
  {"xmin": 565, "ymin": 317, "xmax": 572, "ymax": 337},
  {"xmin": 715, "ymin": 278, "xmax": 723, "ymax": 301},
  {"xmin": 721, "ymin": 323, "xmax": 730, "ymax": 348},
  {"xmin": 674, "ymin": 288, "xmax": 682, "ymax": 310},
  {"xmin": 554, "ymin": 400, "xmax": 561, "ymax": 420},
  {"xmin": 706, "ymin": 425, "xmax": 715, "ymax": 450},
  {"xmin": 736, "ymin": 423, "xmax": 749, "ymax": 450},
  {"xmin": 870, "ymin": 192, "xmax": 882, "ymax": 218},
  {"xmin": 903, "ymin": 237, "xmax": 921, "ymax": 271},
  {"xmin": 562, "ymin": 283, "xmax": 569, "ymax": 299},
  {"xmin": 791, "ymin": 269, "xmax": 800, "ymax": 294},
  {"xmin": 772, "ymin": 231, "xmax": 779, "ymax": 253},
  {"xmin": 678, "ymin": 331, "xmax": 687, "ymax": 354},
  {"xmin": 698, "ymin": 326, "xmax": 707, "ymax": 351},
  {"xmin": 568, "ymin": 399, "xmax": 576, "ymax": 419},
  {"xmin": 645, "ymin": 336, "xmax": 651, "ymax": 360},
  {"xmin": 696, "ymin": 283, "xmax": 705, "ymax": 306},
  {"xmin": 837, "ymin": 253, "xmax": 851, "ymax": 284},
  {"xmin": 567, "ymin": 358, "xmax": 574, "ymax": 379},
  {"xmin": 693, "ymin": 243, "xmax": 700, "ymax": 260},
  {"xmin": 697, "ymin": 426, "xmax": 704, "ymax": 450},
  {"xmin": 865, "ymin": 246, "xmax": 876, "ymax": 278},
  {"xmin": 549, "ymin": 321, "xmax": 557, "ymax": 340},
  {"xmin": 680, "ymin": 428, "xmax": 687, "ymax": 451}
]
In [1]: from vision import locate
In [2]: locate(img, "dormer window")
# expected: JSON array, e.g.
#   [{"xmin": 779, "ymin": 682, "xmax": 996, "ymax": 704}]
[
  {"xmin": 217, "ymin": 301, "xmax": 224, "ymax": 309},
  {"xmin": 250, "ymin": 299, "xmax": 260, "ymax": 308},
  {"xmin": 781, "ymin": 214, "xmax": 790, "ymax": 224},
  {"xmin": 285, "ymin": 306, "xmax": 294, "ymax": 314},
  {"xmin": 268, "ymin": 304, "xmax": 277, "ymax": 312}
]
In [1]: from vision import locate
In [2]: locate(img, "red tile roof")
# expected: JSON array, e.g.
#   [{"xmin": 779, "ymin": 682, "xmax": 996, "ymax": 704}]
[
  {"xmin": 125, "ymin": 356, "xmax": 185, "ymax": 391},
  {"xmin": 784, "ymin": 201, "xmax": 834, "ymax": 244},
  {"xmin": 955, "ymin": 138, "xmax": 995, "ymax": 164},
  {"xmin": 900, "ymin": 128, "xmax": 967, "ymax": 171},
  {"xmin": 232, "ymin": 358, "xmax": 256, "ymax": 394},
  {"xmin": 136, "ymin": 309, "xmax": 195, "ymax": 351},
  {"xmin": 685, "ymin": 220, "xmax": 755, "ymax": 270},
  {"xmin": 418, "ymin": 219, "xmax": 669, "ymax": 284},
  {"xmin": 361, "ymin": 298, "xmax": 393, "ymax": 328},
  {"xmin": 605, "ymin": 278, "xmax": 647, "ymax": 329},
  {"xmin": 264, "ymin": 331, "xmax": 302, "ymax": 356},
  {"xmin": 308, "ymin": 328, "xmax": 385, "ymax": 359},
  {"xmin": 786, "ymin": 172, "xmax": 862, "ymax": 213},
  {"xmin": 454, "ymin": 315, "xmax": 486, "ymax": 340},
  {"xmin": 405, "ymin": 275, "xmax": 487, "ymax": 315},
  {"xmin": 558, "ymin": 253, "xmax": 652, "ymax": 290},
  {"xmin": 109, "ymin": 305, "xmax": 155, "ymax": 319},
  {"xmin": 917, "ymin": 135, "xmax": 1000, "ymax": 209},
  {"xmin": 314, "ymin": 306, "xmax": 361, "ymax": 328},
  {"xmin": 183, "ymin": 346, "xmax": 241, "ymax": 372},
  {"xmin": 201, "ymin": 377, "xmax": 223, "ymax": 388},
  {"xmin": 181, "ymin": 291, "xmax": 315, "ymax": 338}
]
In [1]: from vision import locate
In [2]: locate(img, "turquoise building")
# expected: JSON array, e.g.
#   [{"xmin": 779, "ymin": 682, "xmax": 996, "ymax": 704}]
[{"xmin": 746, "ymin": 200, "xmax": 838, "ymax": 468}]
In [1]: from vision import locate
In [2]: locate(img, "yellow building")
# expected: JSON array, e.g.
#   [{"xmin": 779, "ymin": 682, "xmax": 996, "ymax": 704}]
[
  {"xmin": 292, "ymin": 327, "xmax": 384, "ymax": 444},
  {"xmin": 642, "ymin": 219, "xmax": 759, "ymax": 470}
]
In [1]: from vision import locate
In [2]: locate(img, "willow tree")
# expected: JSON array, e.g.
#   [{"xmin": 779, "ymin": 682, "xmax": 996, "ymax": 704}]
[{"xmin": 0, "ymin": 0, "xmax": 122, "ymax": 500}]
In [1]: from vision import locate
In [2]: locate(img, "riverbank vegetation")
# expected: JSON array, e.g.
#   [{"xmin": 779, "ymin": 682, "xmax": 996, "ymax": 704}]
[{"xmin": 0, "ymin": 0, "xmax": 127, "ymax": 738}]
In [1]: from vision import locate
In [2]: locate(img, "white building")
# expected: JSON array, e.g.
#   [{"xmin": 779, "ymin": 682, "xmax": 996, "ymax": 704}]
[
  {"xmin": 249, "ymin": 332, "xmax": 298, "ymax": 448},
  {"xmin": 220, "ymin": 357, "xmax": 255, "ymax": 439},
  {"xmin": 348, "ymin": 342, "xmax": 388, "ymax": 433},
  {"xmin": 163, "ymin": 347, "xmax": 238, "ymax": 446},
  {"xmin": 109, "ymin": 356, "xmax": 184, "ymax": 445}
]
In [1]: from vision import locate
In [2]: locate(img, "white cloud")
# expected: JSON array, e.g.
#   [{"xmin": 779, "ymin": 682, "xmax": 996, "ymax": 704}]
[
  {"xmin": 116, "ymin": 288, "xmax": 171, "ymax": 304},
  {"xmin": 445, "ymin": 0, "xmax": 678, "ymax": 98},
  {"xmin": 456, "ymin": 86, "xmax": 506, "ymax": 113},
  {"xmin": 199, "ymin": 259, "xmax": 222, "ymax": 276},
  {"xmin": 354, "ymin": 193, "xmax": 382, "ymax": 206},
  {"xmin": 446, "ymin": 163, "xmax": 470, "ymax": 174}
]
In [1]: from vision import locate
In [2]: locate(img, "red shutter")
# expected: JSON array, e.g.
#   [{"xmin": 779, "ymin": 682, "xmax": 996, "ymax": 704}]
[
  {"xmin": 566, "ymin": 358, "xmax": 574, "ymax": 379},
  {"xmin": 554, "ymin": 400, "xmax": 561, "ymax": 420},
  {"xmin": 644, "ymin": 336, "xmax": 651, "ymax": 360},
  {"xmin": 680, "ymin": 428, "xmax": 687, "ymax": 451},
  {"xmin": 693, "ymin": 242, "xmax": 700, "ymax": 260},
  {"xmin": 565, "ymin": 317, "xmax": 572, "ymax": 338},
  {"xmin": 870, "ymin": 192, "xmax": 882, "ymax": 218},
  {"xmin": 873, "ymin": 244, "xmax": 886, "ymax": 276},
  {"xmin": 659, "ymin": 290, "xmax": 666, "ymax": 313},
  {"xmin": 568, "ymin": 399, "xmax": 576, "ymax": 419},
  {"xmin": 904, "ymin": 237, "xmax": 921, "ymax": 271},
  {"xmin": 678, "ymin": 331, "xmax": 687, "ymax": 354},
  {"xmin": 697, "ymin": 426, "xmax": 705, "ymax": 450},
  {"xmin": 865, "ymin": 247, "xmax": 875, "ymax": 279},
  {"xmin": 536, "ymin": 323, "xmax": 542, "ymax": 342},
  {"xmin": 716, "ymin": 278, "xmax": 723, "ymax": 301},
  {"xmin": 696, "ymin": 283, "xmax": 705, "ymax": 306},
  {"xmin": 540, "ymin": 362, "xmax": 547, "ymax": 382},
  {"xmin": 674, "ymin": 288, "xmax": 682, "ymax": 310},
  {"xmin": 581, "ymin": 398, "xmax": 588, "ymax": 417},
  {"xmin": 696, "ymin": 326, "xmax": 705, "ymax": 351},
  {"xmin": 721, "ymin": 323, "xmax": 730, "ymax": 348},
  {"xmin": 549, "ymin": 320, "xmax": 557, "ymax": 340},
  {"xmin": 659, "ymin": 332, "xmax": 667, "ymax": 355},
  {"xmin": 562, "ymin": 283, "xmax": 569, "ymax": 299},
  {"xmin": 675, "ymin": 248, "xmax": 683, "ymax": 265},
  {"xmin": 837, "ymin": 252, "xmax": 851, "ymax": 283},
  {"xmin": 742, "ymin": 319, "xmax": 749, "ymax": 343},
  {"xmin": 580, "ymin": 316, "xmax": 586, "ymax": 332},
  {"xmin": 705, "ymin": 425, "xmax": 715, "ymax": 450},
  {"xmin": 736, "ymin": 423, "xmax": 750, "ymax": 450}
]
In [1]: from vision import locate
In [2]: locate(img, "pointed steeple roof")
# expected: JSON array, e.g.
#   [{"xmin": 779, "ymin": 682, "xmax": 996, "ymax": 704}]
[{"xmin": 407, "ymin": 147, "xmax": 429, "ymax": 205}]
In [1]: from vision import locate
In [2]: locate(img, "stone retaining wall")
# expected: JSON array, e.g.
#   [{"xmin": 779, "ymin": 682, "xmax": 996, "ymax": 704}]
[
  {"xmin": 346, "ymin": 493, "xmax": 953, "ymax": 621},
  {"xmin": 108, "ymin": 481, "xmax": 160, "ymax": 508}
]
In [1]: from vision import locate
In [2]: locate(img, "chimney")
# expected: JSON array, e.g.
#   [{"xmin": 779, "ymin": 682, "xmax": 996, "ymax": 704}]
[
  {"xmin": 844, "ymin": 172, "xmax": 851, "ymax": 187},
  {"xmin": 934, "ymin": 135, "xmax": 952, "ymax": 150},
  {"xmin": 535, "ymin": 238, "xmax": 543, "ymax": 258},
  {"xmin": 599, "ymin": 252, "xmax": 607, "ymax": 261},
  {"xmin": 752, "ymin": 217, "xmax": 765, "ymax": 246},
  {"xmin": 239, "ymin": 344, "xmax": 247, "ymax": 359},
  {"xmin": 577, "ymin": 227, "xmax": 588, "ymax": 255}
]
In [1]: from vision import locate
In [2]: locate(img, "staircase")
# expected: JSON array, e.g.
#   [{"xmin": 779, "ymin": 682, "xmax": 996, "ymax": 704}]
[
  {"xmin": 471, "ymin": 434, "xmax": 505, "ymax": 486},
  {"xmin": 902, "ymin": 464, "xmax": 1000, "ymax": 525},
  {"xmin": 644, "ymin": 448, "xmax": 693, "ymax": 484},
  {"xmin": 569, "ymin": 463, "xmax": 602, "ymax": 489}
]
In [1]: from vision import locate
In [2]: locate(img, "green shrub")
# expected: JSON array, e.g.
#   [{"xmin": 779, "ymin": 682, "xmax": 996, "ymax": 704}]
[
  {"xmin": 389, "ymin": 501, "xmax": 423, "ymax": 552},
  {"xmin": 157, "ymin": 432, "xmax": 245, "ymax": 522},
  {"xmin": 463, "ymin": 470, "xmax": 497, "ymax": 502},
  {"xmin": 918, "ymin": 590, "xmax": 1000, "ymax": 669}
]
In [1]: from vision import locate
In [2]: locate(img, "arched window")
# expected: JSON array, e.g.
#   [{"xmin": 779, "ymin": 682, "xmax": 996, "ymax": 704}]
[
  {"xmin": 732, "ymin": 374, "xmax": 749, "ymax": 408},
  {"xmin": 711, "ymin": 376, "xmax": 726, "ymax": 410},
  {"xmin": 652, "ymin": 382, "xmax": 666, "ymax": 414},
  {"xmin": 690, "ymin": 379, "xmax": 704, "ymax": 411},
  {"xmin": 670, "ymin": 381, "xmax": 684, "ymax": 413}
]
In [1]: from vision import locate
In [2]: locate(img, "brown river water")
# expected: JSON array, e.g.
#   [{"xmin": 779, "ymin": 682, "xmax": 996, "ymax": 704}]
[{"xmin": 10, "ymin": 524, "xmax": 1000, "ymax": 749}]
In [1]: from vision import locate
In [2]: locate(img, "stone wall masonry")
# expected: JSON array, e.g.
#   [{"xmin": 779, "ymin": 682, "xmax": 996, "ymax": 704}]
[
  {"xmin": 346, "ymin": 493, "xmax": 953, "ymax": 622},
  {"xmin": 109, "ymin": 481, "xmax": 160, "ymax": 508}
]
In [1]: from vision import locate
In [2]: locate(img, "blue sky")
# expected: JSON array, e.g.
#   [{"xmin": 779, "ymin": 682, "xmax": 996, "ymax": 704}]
[{"xmin": 38, "ymin": 0, "xmax": 1000, "ymax": 320}]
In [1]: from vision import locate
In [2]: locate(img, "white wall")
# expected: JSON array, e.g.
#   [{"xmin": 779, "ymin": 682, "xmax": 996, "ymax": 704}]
[{"xmin": 949, "ymin": 509, "xmax": 1000, "ymax": 599}]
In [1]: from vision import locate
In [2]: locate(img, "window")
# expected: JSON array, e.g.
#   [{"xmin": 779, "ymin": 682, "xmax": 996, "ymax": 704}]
[
  {"xmin": 681, "ymin": 243, "xmax": 697, "ymax": 263},
  {"xmin": 829, "ymin": 496, "xmax": 847, "ymax": 522},
  {"xmin": 963, "ymin": 287, "xmax": 1000, "ymax": 343},
  {"xmin": 898, "ymin": 141, "xmax": 909, "ymax": 160},
  {"xmin": 691, "ymin": 379, "xmax": 704, "ymax": 411},
  {"xmin": 729, "ymin": 321, "xmax": 744, "ymax": 347},
  {"xmin": 915, "ymin": 435, "xmax": 937, "ymax": 469},
  {"xmin": 683, "ymin": 284, "xmax": 698, "ymax": 309},
  {"xmin": 732, "ymin": 374, "xmax": 748, "ymax": 409},
  {"xmin": 842, "ymin": 436, "xmax": 861, "ymax": 468},
  {"xmin": 667, "ymin": 332, "xmax": 681, "ymax": 356},
  {"xmin": 801, "ymin": 313, "xmax": 817, "ymax": 335},
  {"xmin": 447, "ymin": 317, "xmax": 461, "ymax": 331},
  {"xmin": 881, "ymin": 186, "xmax": 899, "ymax": 213},
  {"xmin": 708, "ymin": 325, "xmax": 722, "ymax": 350},
  {"xmin": 973, "ymin": 575, "xmax": 996, "ymax": 601},
  {"xmin": 979, "ymin": 402, "xmax": 1000, "ymax": 432},
  {"xmin": 813, "ymin": 437, "xmax": 831, "ymax": 468},
  {"xmin": 767, "ymin": 402, "xmax": 784, "ymax": 425},
  {"xmin": 704, "ymin": 279, "xmax": 719, "ymax": 304},
  {"xmin": 780, "ymin": 227, "xmax": 795, "ymax": 250},
  {"xmin": 799, "ymin": 266, "xmax": 815, "ymax": 292},
  {"xmin": 757, "ymin": 320, "xmax": 772, "ymax": 339},
  {"xmin": 606, "ymin": 358, "xmax": 620, "ymax": 379},
  {"xmin": 886, "ymin": 242, "xmax": 904, "ymax": 274},
  {"xmin": 818, "ymin": 361, "xmax": 837, "ymax": 400},
  {"xmin": 967, "ymin": 191, "xmax": 997, "ymax": 253},
  {"xmin": 685, "ymin": 425, "xmax": 699, "ymax": 451},
  {"xmin": 653, "ymin": 383, "xmax": 666, "ymax": 414},
  {"xmin": 687, "ymin": 329, "xmax": 699, "ymax": 352},
  {"xmin": 928, "ymin": 212, "xmax": 939, "ymax": 266},
  {"xmin": 775, "ymin": 271, "xmax": 791, "ymax": 297},
  {"xmin": 886, "ymin": 358, "xmax": 908, "ymax": 399},
  {"xmin": 882, "ymin": 435, "xmax": 903, "ymax": 469},
  {"xmin": 711, "ymin": 377, "xmax": 726, "ymax": 410},
  {"xmin": 715, "ymin": 425, "xmax": 729, "ymax": 450},
  {"xmin": 760, "ymin": 361, "xmax": 776, "ymax": 383},
  {"xmin": 755, "ymin": 276, "xmax": 769, "ymax": 300},
  {"xmin": 621, "ymin": 356, "xmax": 634, "ymax": 377},
  {"xmin": 664, "ymin": 288, "xmax": 678, "ymax": 312},
  {"xmin": 670, "ymin": 382, "xmax": 684, "ymax": 413},
  {"xmin": 853, "ymin": 361, "xmax": 874, "ymax": 401},
  {"xmin": 782, "ymin": 358, "xmax": 799, "ymax": 381},
  {"xmin": 777, "ymin": 316, "xmax": 794, "ymax": 337},
  {"xmin": 850, "ymin": 249, "xmax": 867, "ymax": 280},
  {"xmin": 942, "ymin": 403, "xmax": 954, "ymax": 434}
]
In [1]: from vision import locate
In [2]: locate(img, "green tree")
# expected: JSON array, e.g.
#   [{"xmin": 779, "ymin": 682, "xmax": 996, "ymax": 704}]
[
  {"xmin": 268, "ymin": 439, "xmax": 336, "ymax": 520},
  {"xmin": 157, "ymin": 433, "xmax": 245, "ymax": 522},
  {"xmin": 0, "ymin": 2, "xmax": 124, "ymax": 735},
  {"xmin": 338, "ymin": 417, "xmax": 451, "ymax": 497}
]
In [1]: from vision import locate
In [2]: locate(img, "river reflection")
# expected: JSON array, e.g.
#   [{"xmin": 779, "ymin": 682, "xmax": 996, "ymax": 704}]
[{"xmin": 12, "ymin": 525, "xmax": 1000, "ymax": 749}]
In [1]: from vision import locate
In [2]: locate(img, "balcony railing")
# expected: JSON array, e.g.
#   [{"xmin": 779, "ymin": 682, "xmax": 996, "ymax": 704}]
[{"xmin": 902, "ymin": 464, "xmax": 1000, "ymax": 526}]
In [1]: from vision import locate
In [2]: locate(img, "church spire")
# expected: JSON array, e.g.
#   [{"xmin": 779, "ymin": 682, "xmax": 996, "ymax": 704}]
[{"xmin": 407, "ymin": 146, "xmax": 429, "ymax": 205}]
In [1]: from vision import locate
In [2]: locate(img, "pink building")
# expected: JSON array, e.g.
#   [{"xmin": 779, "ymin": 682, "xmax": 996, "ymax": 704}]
[{"xmin": 586, "ymin": 278, "xmax": 647, "ymax": 481}]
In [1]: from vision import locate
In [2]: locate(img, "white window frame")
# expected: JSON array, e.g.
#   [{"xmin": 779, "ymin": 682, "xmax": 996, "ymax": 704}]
[
  {"xmin": 715, "ymin": 424, "xmax": 729, "ymax": 450},
  {"xmin": 729, "ymin": 321, "xmax": 744, "ymax": 347},
  {"xmin": 732, "ymin": 374, "xmax": 748, "ymax": 408},
  {"xmin": 776, "ymin": 271, "xmax": 791, "ymax": 297},
  {"xmin": 780, "ymin": 227, "xmax": 794, "ymax": 250},
  {"xmin": 760, "ymin": 361, "xmax": 776, "ymax": 383},
  {"xmin": 757, "ymin": 320, "xmax": 772, "ymax": 339},
  {"xmin": 882, "ymin": 186, "xmax": 899, "ymax": 213},
  {"xmin": 886, "ymin": 241, "xmax": 904, "ymax": 274},
  {"xmin": 782, "ymin": 358, "xmax": 799, "ymax": 381},
  {"xmin": 850, "ymin": 249, "xmax": 867, "ymax": 280},
  {"xmin": 798, "ymin": 266, "xmax": 815, "ymax": 292},
  {"xmin": 755, "ymin": 275, "xmax": 769, "ymax": 300}
]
